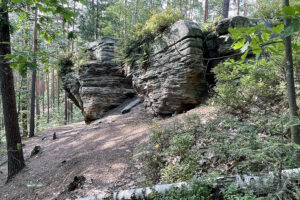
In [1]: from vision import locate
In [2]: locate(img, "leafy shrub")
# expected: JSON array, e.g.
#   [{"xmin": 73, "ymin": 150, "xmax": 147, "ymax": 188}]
[
  {"xmin": 117, "ymin": 8, "xmax": 184, "ymax": 69},
  {"xmin": 153, "ymin": 178, "xmax": 213, "ymax": 200},
  {"xmin": 135, "ymin": 7, "xmax": 183, "ymax": 38},
  {"xmin": 221, "ymin": 184, "xmax": 256, "ymax": 200},
  {"xmin": 134, "ymin": 112, "xmax": 300, "ymax": 185},
  {"xmin": 212, "ymin": 58, "xmax": 283, "ymax": 113}
]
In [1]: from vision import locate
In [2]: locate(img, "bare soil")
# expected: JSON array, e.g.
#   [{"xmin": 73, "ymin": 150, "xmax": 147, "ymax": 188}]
[{"xmin": 0, "ymin": 99, "xmax": 217, "ymax": 200}]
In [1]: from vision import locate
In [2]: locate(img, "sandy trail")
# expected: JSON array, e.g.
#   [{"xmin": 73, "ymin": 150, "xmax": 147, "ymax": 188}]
[
  {"xmin": 0, "ymin": 100, "xmax": 151, "ymax": 200},
  {"xmin": 0, "ymin": 98, "xmax": 217, "ymax": 200}
]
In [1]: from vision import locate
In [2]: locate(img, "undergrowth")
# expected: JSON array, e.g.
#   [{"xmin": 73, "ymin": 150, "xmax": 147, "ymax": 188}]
[{"xmin": 134, "ymin": 110, "xmax": 300, "ymax": 198}]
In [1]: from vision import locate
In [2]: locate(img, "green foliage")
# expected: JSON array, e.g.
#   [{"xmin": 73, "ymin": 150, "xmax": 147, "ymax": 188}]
[
  {"xmin": 221, "ymin": 184, "xmax": 256, "ymax": 200},
  {"xmin": 253, "ymin": 0, "xmax": 282, "ymax": 19},
  {"xmin": 212, "ymin": 58, "xmax": 283, "ymax": 112},
  {"xmin": 135, "ymin": 7, "xmax": 183, "ymax": 38},
  {"xmin": 153, "ymin": 178, "xmax": 213, "ymax": 200},
  {"xmin": 118, "ymin": 8, "xmax": 183, "ymax": 69},
  {"xmin": 135, "ymin": 112, "xmax": 300, "ymax": 186}
]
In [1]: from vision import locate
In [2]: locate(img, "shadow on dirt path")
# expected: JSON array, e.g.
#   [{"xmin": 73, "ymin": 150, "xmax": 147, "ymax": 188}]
[{"xmin": 0, "ymin": 99, "xmax": 152, "ymax": 200}]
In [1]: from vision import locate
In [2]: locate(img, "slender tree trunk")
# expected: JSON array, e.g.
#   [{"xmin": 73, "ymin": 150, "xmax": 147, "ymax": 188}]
[
  {"xmin": 29, "ymin": 6, "xmax": 38, "ymax": 137},
  {"xmin": 204, "ymin": 0, "xmax": 208, "ymax": 23},
  {"xmin": 96, "ymin": 0, "xmax": 99, "ymax": 39},
  {"xmin": 56, "ymin": 48, "xmax": 60, "ymax": 111},
  {"xmin": 47, "ymin": 72, "xmax": 50, "ymax": 123},
  {"xmin": 237, "ymin": 0, "xmax": 240, "ymax": 16},
  {"xmin": 222, "ymin": 0, "xmax": 230, "ymax": 18},
  {"xmin": 21, "ymin": 74, "xmax": 28, "ymax": 137},
  {"xmin": 57, "ymin": 74, "xmax": 60, "ymax": 110},
  {"xmin": 41, "ymin": 74, "xmax": 45, "ymax": 115},
  {"xmin": 17, "ymin": 77, "xmax": 23, "ymax": 116},
  {"xmin": 0, "ymin": 0, "xmax": 25, "ymax": 179},
  {"xmin": 52, "ymin": 67, "xmax": 55, "ymax": 109},
  {"xmin": 282, "ymin": 0, "xmax": 300, "ymax": 159},
  {"xmin": 123, "ymin": 0, "xmax": 127, "ymax": 36},
  {"xmin": 64, "ymin": 93, "xmax": 68, "ymax": 124},
  {"xmin": 62, "ymin": 16, "xmax": 68, "ymax": 124},
  {"xmin": 72, "ymin": 0, "xmax": 75, "ymax": 53},
  {"xmin": 243, "ymin": 0, "xmax": 247, "ymax": 16},
  {"xmin": 70, "ymin": 103, "xmax": 73, "ymax": 121},
  {"xmin": 21, "ymin": 5, "xmax": 30, "ymax": 137},
  {"xmin": 35, "ymin": 71, "xmax": 40, "ymax": 130}
]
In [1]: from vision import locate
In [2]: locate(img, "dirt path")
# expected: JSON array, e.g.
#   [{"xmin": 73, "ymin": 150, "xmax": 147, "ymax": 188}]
[
  {"xmin": 0, "ymin": 98, "xmax": 217, "ymax": 200},
  {"xmin": 0, "ymin": 99, "xmax": 152, "ymax": 200}
]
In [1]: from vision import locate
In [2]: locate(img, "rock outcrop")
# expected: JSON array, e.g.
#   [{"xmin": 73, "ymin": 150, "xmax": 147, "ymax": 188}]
[
  {"xmin": 60, "ymin": 16, "xmax": 272, "ymax": 121},
  {"xmin": 203, "ymin": 16, "xmax": 273, "ymax": 85},
  {"xmin": 59, "ymin": 37, "xmax": 135, "ymax": 123},
  {"xmin": 129, "ymin": 20, "xmax": 207, "ymax": 115}
]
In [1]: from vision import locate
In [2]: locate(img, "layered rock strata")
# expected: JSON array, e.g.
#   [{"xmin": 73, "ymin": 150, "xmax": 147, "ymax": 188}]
[
  {"xmin": 60, "ymin": 37, "xmax": 135, "ymax": 123},
  {"xmin": 129, "ymin": 20, "xmax": 207, "ymax": 115}
]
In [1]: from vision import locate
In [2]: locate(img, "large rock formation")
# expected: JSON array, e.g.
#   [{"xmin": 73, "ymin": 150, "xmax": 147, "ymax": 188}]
[
  {"xmin": 129, "ymin": 20, "xmax": 207, "ymax": 115},
  {"xmin": 60, "ymin": 16, "xmax": 272, "ymax": 121},
  {"xmin": 59, "ymin": 37, "xmax": 135, "ymax": 123},
  {"xmin": 127, "ymin": 16, "xmax": 273, "ymax": 116},
  {"xmin": 203, "ymin": 16, "xmax": 273, "ymax": 85}
]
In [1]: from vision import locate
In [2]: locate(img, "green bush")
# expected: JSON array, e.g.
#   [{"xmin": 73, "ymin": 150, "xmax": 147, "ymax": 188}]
[
  {"xmin": 221, "ymin": 184, "xmax": 256, "ymax": 200},
  {"xmin": 212, "ymin": 58, "xmax": 283, "ymax": 113},
  {"xmin": 117, "ymin": 8, "xmax": 184, "ymax": 69},
  {"xmin": 134, "ymin": 112, "xmax": 300, "ymax": 185},
  {"xmin": 153, "ymin": 178, "xmax": 213, "ymax": 200}
]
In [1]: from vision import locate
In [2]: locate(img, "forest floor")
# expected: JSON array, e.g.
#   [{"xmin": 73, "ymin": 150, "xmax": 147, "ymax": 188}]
[{"xmin": 0, "ymin": 98, "xmax": 217, "ymax": 200}]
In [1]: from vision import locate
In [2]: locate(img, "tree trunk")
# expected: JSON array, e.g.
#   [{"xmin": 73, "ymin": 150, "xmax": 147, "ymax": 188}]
[
  {"xmin": 64, "ymin": 92, "xmax": 68, "ymax": 124},
  {"xmin": 72, "ymin": 0, "xmax": 76, "ymax": 53},
  {"xmin": 21, "ymin": 75, "xmax": 28, "ymax": 137},
  {"xmin": 68, "ymin": 168, "xmax": 300, "ymax": 200},
  {"xmin": 282, "ymin": 0, "xmax": 300, "ymax": 160},
  {"xmin": 21, "ymin": 5, "xmax": 30, "ymax": 137},
  {"xmin": 222, "ymin": 0, "xmax": 230, "ymax": 19},
  {"xmin": 52, "ymin": 67, "xmax": 55, "ymax": 109},
  {"xmin": 123, "ymin": 0, "xmax": 127, "ymax": 36},
  {"xmin": 35, "ymin": 71, "xmax": 40, "ymax": 130},
  {"xmin": 57, "ymin": 74, "xmax": 60, "ymax": 111},
  {"xmin": 29, "ymin": 6, "xmax": 38, "ymax": 137},
  {"xmin": 56, "ymin": 48, "xmax": 60, "ymax": 111},
  {"xmin": 47, "ymin": 72, "xmax": 50, "ymax": 123},
  {"xmin": 41, "ymin": 74, "xmax": 45, "ymax": 115},
  {"xmin": 204, "ymin": 0, "xmax": 208, "ymax": 23},
  {"xmin": 237, "ymin": 0, "xmax": 240, "ymax": 16},
  {"xmin": 243, "ymin": 0, "xmax": 247, "ymax": 16},
  {"xmin": 96, "ymin": 0, "xmax": 99, "ymax": 39},
  {"xmin": 0, "ymin": 0, "xmax": 25, "ymax": 179}
]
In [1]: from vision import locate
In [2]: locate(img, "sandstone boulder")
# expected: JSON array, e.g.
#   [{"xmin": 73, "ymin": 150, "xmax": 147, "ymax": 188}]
[
  {"xmin": 60, "ymin": 37, "xmax": 135, "ymax": 123},
  {"xmin": 130, "ymin": 20, "xmax": 207, "ymax": 115}
]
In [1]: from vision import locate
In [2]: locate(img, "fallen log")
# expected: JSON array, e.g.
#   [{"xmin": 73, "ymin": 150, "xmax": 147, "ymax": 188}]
[
  {"xmin": 121, "ymin": 98, "xmax": 141, "ymax": 114},
  {"xmin": 66, "ymin": 168, "xmax": 300, "ymax": 200}
]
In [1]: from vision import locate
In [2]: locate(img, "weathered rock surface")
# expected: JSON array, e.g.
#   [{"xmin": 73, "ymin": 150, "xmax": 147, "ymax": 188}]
[
  {"xmin": 61, "ymin": 17, "xmax": 273, "ymax": 120},
  {"xmin": 129, "ymin": 20, "xmax": 207, "ymax": 115},
  {"xmin": 203, "ymin": 16, "xmax": 273, "ymax": 85},
  {"xmin": 60, "ymin": 37, "xmax": 135, "ymax": 123}
]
